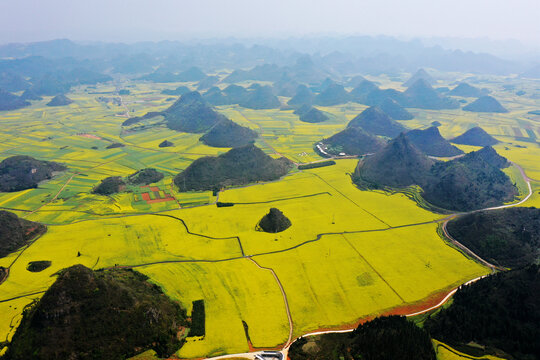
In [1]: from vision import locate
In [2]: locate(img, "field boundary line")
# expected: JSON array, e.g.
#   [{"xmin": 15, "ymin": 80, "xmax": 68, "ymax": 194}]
[
  {"xmin": 340, "ymin": 234, "xmax": 405, "ymax": 303},
  {"xmin": 247, "ymin": 257, "xmax": 293, "ymax": 349}
]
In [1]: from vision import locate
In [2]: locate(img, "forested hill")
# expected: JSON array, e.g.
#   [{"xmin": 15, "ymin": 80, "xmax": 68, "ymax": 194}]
[
  {"xmin": 174, "ymin": 144, "xmax": 292, "ymax": 192},
  {"xmin": 425, "ymin": 265, "xmax": 540, "ymax": 360}
]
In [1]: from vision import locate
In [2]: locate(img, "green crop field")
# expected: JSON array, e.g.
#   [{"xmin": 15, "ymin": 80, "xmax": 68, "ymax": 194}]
[{"xmin": 0, "ymin": 74, "xmax": 538, "ymax": 359}]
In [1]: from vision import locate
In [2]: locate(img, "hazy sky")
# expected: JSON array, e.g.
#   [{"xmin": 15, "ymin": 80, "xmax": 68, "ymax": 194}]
[{"xmin": 0, "ymin": 0, "xmax": 539, "ymax": 45}]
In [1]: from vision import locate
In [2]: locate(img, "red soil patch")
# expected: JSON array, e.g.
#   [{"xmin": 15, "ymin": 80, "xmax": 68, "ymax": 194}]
[
  {"xmin": 149, "ymin": 186, "xmax": 160, "ymax": 192},
  {"xmin": 146, "ymin": 197, "xmax": 175, "ymax": 204},
  {"xmin": 78, "ymin": 133, "xmax": 102, "ymax": 140},
  {"xmin": 141, "ymin": 193, "xmax": 151, "ymax": 201}
]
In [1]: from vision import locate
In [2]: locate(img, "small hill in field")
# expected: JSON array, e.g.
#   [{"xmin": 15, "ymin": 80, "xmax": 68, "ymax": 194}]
[
  {"xmin": 299, "ymin": 107, "xmax": 328, "ymax": 123},
  {"xmin": 92, "ymin": 176, "xmax": 126, "ymax": 195},
  {"xmin": 347, "ymin": 106, "xmax": 406, "ymax": 138},
  {"xmin": 463, "ymin": 95, "xmax": 508, "ymax": 113},
  {"xmin": 158, "ymin": 140, "xmax": 173, "ymax": 148},
  {"xmin": 0, "ymin": 72, "xmax": 30, "ymax": 92},
  {"xmin": 403, "ymin": 79, "xmax": 459, "ymax": 110},
  {"xmin": 222, "ymin": 85, "xmax": 249, "ymax": 104},
  {"xmin": 239, "ymin": 85, "xmax": 280, "ymax": 109},
  {"xmin": 320, "ymin": 127, "xmax": 386, "ymax": 156},
  {"xmin": 403, "ymin": 68, "xmax": 436, "ymax": 87},
  {"xmin": 20, "ymin": 88, "xmax": 42, "ymax": 100},
  {"xmin": 161, "ymin": 86, "xmax": 190, "ymax": 96},
  {"xmin": 346, "ymin": 75, "xmax": 367, "ymax": 88},
  {"xmin": 350, "ymin": 80, "xmax": 379, "ymax": 103},
  {"xmin": 379, "ymin": 98, "xmax": 413, "ymax": 120},
  {"xmin": 199, "ymin": 119, "xmax": 258, "ymax": 148},
  {"xmin": 46, "ymin": 94, "xmax": 73, "ymax": 107},
  {"xmin": 197, "ymin": 76, "xmax": 219, "ymax": 90},
  {"xmin": 288, "ymin": 84, "xmax": 314, "ymax": 107},
  {"xmin": 405, "ymin": 126, "xmax": 464, "ymax": 157},
  {"xmin": 314, "ymin": 83, "xmax": 349, "ymax": 106},
  {"xmin": 163, "ymin": 91, "xmax": 227, "ymax": 133},
  {"xmin": 424, "ymin": 265, "xmax": 540, "ymax": 360},
  {"xmin": 273, "ymin": 75, "xmax": 299, "ymax": 97},
  {"xmin": 126, "ymin": 168, "xmax": 164, "ymax": 185},
  {"xmin": 446, "ymin": 207, "xmax": 540, "ymax": 268},
  {"xmin": 0, "ymin": 155, "xmax": 66, "ymax": 192},
  {"xmin": 451, "ymin": 127, "xmax": 499, "ymax": 146},
  {"xmin": 0, "ymin": 210, "xmax": 46, "ymax": 258},
  {"xmin": 257, "ymin": 208, "xmax": 292, "ymax": 233},
  {"xmin": 4, "ymin": 265, "xmax": 188, "ymax": 360},
  {"xmin": 203, "ymin": 87, "xmax": 229, "ymax": 106},
  {"xmin": 354, "ymin": 134, "xmax": 434, "ymax": 189},
  {"xmin": 174, "ymin": 144, "xmax": 292, "ymax": 192},
  {"xmin": 177, "ymin": 66, "xmax": 206, "ymax": 82},
  {"xmin": 448, "ymin": 82, "xmax": 486, "ymax": 97},
  {"xmin": 0, "ymin": 89, "xmax": 30, "ymax": 111}
]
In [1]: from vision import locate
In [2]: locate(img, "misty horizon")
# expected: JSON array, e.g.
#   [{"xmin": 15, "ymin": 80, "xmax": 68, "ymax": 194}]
[{"xmin": 0, "ymin": 0, "xmax": 539, "ymax": 49}]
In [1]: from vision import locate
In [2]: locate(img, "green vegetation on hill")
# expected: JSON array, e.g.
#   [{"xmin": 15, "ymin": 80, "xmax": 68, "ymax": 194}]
[
  {"xmin": 239, "ymin": 85, "xmax": 280, "ymax": 109},
  {"xmin": 0, "ymin": 72, "xmax": 30, "ymax": 92},
  {"xmin": 403, "ymin": 79, "xmax": 459, "ymax": 110},
  {"xmin": 160, "ymin": 86, "xmax": 190, "ymax": 96},
  {"xmin": 289, "ymin": 316, "xmax": 436, "ymax": 360},
  {"xmin": 177, "ymin": 66, "xmax": 206, "ymax": 82},
  {"xmin": 257, "ymin": 208, "xmax": 292, "ymax": 233},
  {"xmin": 448, "ymin": 82, "xmax": 486, "ymax": 97},
  {"xmin": 347, "ymin": 106, "xmax": 406, "ymax": 138},
  {"xmin": 299, "ymin": 107, "xmax": 329, "ymax": 123},
  {"xmin": 4, "ymin": 265, "xmax": 188, "ymax": 360},
  {"xmin": 405, "ymin": 126, "xmax": 464, "ymax": 157},
  {"xmin": 380, "ymin": 97, "xmax": 413, "ymax": 120},
  {"xmin": 199, "ymin": 119, "xmax": 258, "ymax": 148},
  {"xmin": 0, "ymin": 210, "xmax": 46, "ymax": 258},
  {"xmin": 203, "ymin": 87, "xmax": 229, "ymax": 106},
  {"xmin": 92, "ymin": 176, "xmax": 126, "ymax": 195},
  {"xmin": 404, "ymin": 68, "xmax": 436, "ymax": 87},
  {"xmin": 127, "ymin": 168, "xmax": 164, "ymax": 185},
  {"xmin": 222, "ymin": 84, "xmax": 248, "ymax": 104},
  {"xmin": 425, "ymin": 265, "xmax": 540, "ymax": 360},
  {"xmin": 26, "ymin": 260, "xmax": 52, "ymax": 272},
  {"xmin": 197, "ymin": 76, "xmax": 219, "ymax": 90},
  {"xmin": 355, "ymin": 134, "xmax": 434, "ymax": 189},
  {"xmin": 463, "ymin": 95, "xmax": 508, "ymax": 113},
  {"xmin": 451, "ymin": 126, "xmax": 499, "ymax": 146},
  {"xmin": 354, "ymin": 137, "xmax": 516, "ymax": 211},
  {"xmin": 20, "ymin": 88, "xmax": 42, "ymax": 100},
  {"xmin": 350, "ymin": 79, "xmax": 379, "ymax": 103},
  {"xmin": 0, "ymin": 155, "xmax": 66, "ymax": 192},
  {"xmin": 163, "ymin": 91, "xmax": 227, "ymax": 133},
  {"xmin": 46, "ymin": 94, "xmax": 73, "ymax": 107},
  {"xmin": 174, "ymin": 144, "xmax": 292, "ymax": 192},
  {"xmin": 0, "ymin": 89, "xmax": 30, "ymax": 111},
  {"xmin": 158, "ymin": 140, "xmax": 173, "ymax": 148},
  {"xmin": 288, "ymin": 84, "xmax": 314, "ymax": 107},
  {"xmin": 321, "ymin": 126, "xmax": 386, "ymax": 156},
  {"xmin": 422, "ymin": 146, "xmax": 516, "ymax": 211},
  {"xmin": 446, "ymin": 207, "xmax": 540, "ymax": 268},
  {"xmin": 313, "ymin": 83, "xmax": 349, "ymax": 106}
]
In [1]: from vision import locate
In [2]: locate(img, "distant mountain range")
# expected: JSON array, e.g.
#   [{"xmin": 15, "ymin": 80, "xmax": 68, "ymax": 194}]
[{"xmin": 0, "ymin": 37, "xmax": 527, "ymax": 76}]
